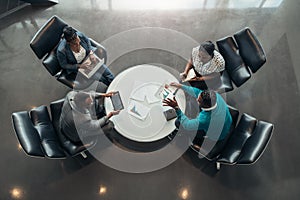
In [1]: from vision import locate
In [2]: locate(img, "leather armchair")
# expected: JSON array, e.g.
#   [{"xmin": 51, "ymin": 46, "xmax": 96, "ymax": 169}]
[
  {"xmin": 216, "ymin": 37, "xmax": 251, "ymax": 87},
  {"xmin": 234, "ymin": 27, "xmax": 266, "ymax": 73},
  {"xmin": 11, "ymin": 99, "xmax": 98, "ymax": 159},
  {"xmin": 216, "ymin": 113, "xmax": 273, "ymax": 169},
  {"xmin": 30, "ymin": 15, "xmax": 108, "ymax": 90},
  {"xmin": 189, "ymin": 106, "xmax": 273, "ymax": 170}
]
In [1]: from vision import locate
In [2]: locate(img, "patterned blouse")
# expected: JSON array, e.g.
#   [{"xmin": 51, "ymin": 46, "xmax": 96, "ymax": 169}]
[{"xmin": 191, "ymin": 46, "xmax": 225, "ymax": 75}]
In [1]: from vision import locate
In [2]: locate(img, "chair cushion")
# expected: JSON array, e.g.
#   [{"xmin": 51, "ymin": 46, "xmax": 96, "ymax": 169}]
[
  {"xmin": 42, "ymin": 48, "xmax": 61, "ymax": 76},
  {"xmin": 49, "ymin": 99, "xmax": 64, "ymax": 132},
  {"xmin": 216, "ymin": 37, "xmax": 251, "ymax": 87},
  {"xmin": 12, "ymin": 111, "xmax": 44, "ymax": 157},
  {"xmin": 234, "ymin": 27, "xmax": 266, "ymax": 73},
  {"xmin": 214, "ymin": 70, "xmax": 233, "ymax": 93},
  {"xmin": 30, "ymin": 15, "xmax": 67, "ymax": 59},
  {"xmin": 237, "ymin": 121, "xmax": 273, "ymax": 164},
  {"xmin": 230, "ymin": 65, "xmax": 251, "ymax": 87},
  {"xmin": 30, "ymin": 106, "xmax": 66, "ymax": 158},
  {"xmin": 217, "ymin": 113, "xmax": 257, "ymax": 164}
]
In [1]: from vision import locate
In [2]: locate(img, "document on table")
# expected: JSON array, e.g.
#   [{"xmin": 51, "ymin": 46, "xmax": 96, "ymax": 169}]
[
  {"xmin": 130, "ymin": 82, "xmax": 161, "ymax": 104},
  {"xmin": 155, "ymin": 83, "xmax": 178, "ymax": 100},
  {"xmin": 127, "ymin": 101, "xmax": 150, "ymax": 121}
]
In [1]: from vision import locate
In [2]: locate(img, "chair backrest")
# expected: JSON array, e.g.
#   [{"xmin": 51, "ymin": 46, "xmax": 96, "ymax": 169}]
[
  {"xmin": 236, "ymin": 120, "xmax": 273, "ymax": 164},
  {"xmin": 30, "ymin": 106, "xmax": 66, "ymax": 158},
  {"xmin": 234, "ymin": 27, "xmax": 266, "ymax": 73},
  {"xmin": 12, "ymin": 111, "xmax": 45, "ymax": 157},
  {"xmin": 30, "ymin": 15, "xmax": 67, "ymax": 59},
  {"xmin": 217, "ymin": 113, "xmax": 257, "ymax": 164},
  {"xmin": 216, "ymin": 37, "xmax": 251, "ymax": 87},
  {"xmin": 11, "ymin": 105, "xmax": 66, "ymax": 158}
]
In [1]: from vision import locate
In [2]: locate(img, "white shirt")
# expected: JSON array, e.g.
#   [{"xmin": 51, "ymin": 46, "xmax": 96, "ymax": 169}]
[
  {"xmin": 72, "ymin": 45, "xmax": 86, "ymax": 63},
  {"xmin": 192, "ymin": 47, "xmax": 225, "ymax": 75}
]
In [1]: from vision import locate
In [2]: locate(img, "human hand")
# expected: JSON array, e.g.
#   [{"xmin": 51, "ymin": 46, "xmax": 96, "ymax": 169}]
[
  {"xmin": 104, "ymin": 91, "xmax": 117, "ymax": 97},
  {"xmin": 189, "ymin": 77, "xmax": 199, "ymax": 81},
  {"xmin": 90, "ymin": 54, "xmax": 97, "ymax": 63},
  {"xmin": 180, "ymin": 72, "xmax": 187, "ymax": 80},
  {"xmin": 79, "ymin": 62, "xmax": 89, "ymax": 69},
  {"xmin": 163, "ymin": 97, "xmax": 179, "ymax": 109},
  {"xmin": 108, "ymin": 110, "xmax": 121, "ymax": 118},
  {"xmin": 169, "ymin": 82, "xmax": 182, "ymax": 89}
]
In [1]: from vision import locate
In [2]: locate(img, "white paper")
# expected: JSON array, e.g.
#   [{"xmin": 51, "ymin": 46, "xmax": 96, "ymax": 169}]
[{"xmin": 127, "ymin": 101, "xmax": 150, "ymax": 120}]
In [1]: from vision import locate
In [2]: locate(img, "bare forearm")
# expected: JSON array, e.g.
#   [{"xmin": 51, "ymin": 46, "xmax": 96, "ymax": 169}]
[
  {"xmin": 184, "ymin": 59, "xmax": 193, "ymax": 74},
  {"xmin": 201, "ymin": 72, "xmax": 219, "ymax": 81}
]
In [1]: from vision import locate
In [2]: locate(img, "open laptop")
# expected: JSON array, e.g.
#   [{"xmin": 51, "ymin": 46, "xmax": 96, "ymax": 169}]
[{"xmin": 79, "ymin": 54, "xmax": 105, "ymax": 79}]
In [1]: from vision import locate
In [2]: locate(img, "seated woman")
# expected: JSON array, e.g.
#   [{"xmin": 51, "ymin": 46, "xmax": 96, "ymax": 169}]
[
  {"xmin": 180, "ymin": 41, "xmax": 225, "ymax": 89},
  {"xmin": 57, "ymin": 26, "xmax": 114, "ymax": 86}
]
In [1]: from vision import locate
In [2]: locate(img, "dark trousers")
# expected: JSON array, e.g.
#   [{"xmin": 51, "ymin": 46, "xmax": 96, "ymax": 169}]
[
  {"xmin": 175, "ymin": 118, "xmax": 206, "ymax": 146},
  {"xmin": 92, "ymin": 64, "xmax": 115, "ymax": 86}
]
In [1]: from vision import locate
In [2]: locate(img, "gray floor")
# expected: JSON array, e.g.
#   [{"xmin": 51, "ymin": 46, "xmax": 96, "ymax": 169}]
[{"xmin": 1, "ymin": 0, "xmax": 300, "ymax": 199}]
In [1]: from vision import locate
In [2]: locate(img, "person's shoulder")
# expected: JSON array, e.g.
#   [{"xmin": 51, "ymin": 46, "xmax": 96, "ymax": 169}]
[
  {"xmin": 212, "ymin": 50, "xmax": 225, "ymax": 68},
  {"xmin": 76, "ymin": 31, "xmax": 86, "ymax": 38},
  {"xmin": 213, "ymin": 50, "xmax": 223, "ymax": 58},
  {"xmin": 66, "ymin": 91, "xmax": 77, "ymax": 99},
  {"xmin": 192, "ymin": 45, "xmax": 200, "ymax": 53},
  {"xmin": 57, "ymin": 39, "xmax": 67, "ymax": 51}
]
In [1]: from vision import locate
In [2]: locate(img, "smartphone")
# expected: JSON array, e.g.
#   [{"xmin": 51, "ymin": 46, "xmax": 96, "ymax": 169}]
[
  {"xmin": 163, "ymin": 108, "xmax": 177, "ymax": 121},
  {"xmin": 110, "ymin": 91, "xmax": 124, "ymax": 111}
]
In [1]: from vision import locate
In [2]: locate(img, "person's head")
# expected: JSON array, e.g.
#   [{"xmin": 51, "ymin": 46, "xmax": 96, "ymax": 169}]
[
  {"xmin": 197, "ymin": 90, "xmax": 217, "ymax": 111},
  {"xmin": 63, "ymin": 26, "xmax": 80, "ymax": 45},
  {"xmin": 198, "ymin": 41, "xmax": 215, "ymax": 62},
  {"xmin": 73, "ymin": 92, "xmax": 93, "ymax": 108}
]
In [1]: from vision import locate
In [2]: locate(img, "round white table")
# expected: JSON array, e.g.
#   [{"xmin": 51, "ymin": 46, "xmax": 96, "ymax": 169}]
[{"xmin": 104, "ymin": 64, "xmax": 186, "ymax": 142}]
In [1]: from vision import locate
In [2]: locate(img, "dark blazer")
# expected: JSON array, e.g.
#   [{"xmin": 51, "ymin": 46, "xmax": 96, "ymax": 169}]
[{"xmin": 57, "ymin": 31, "xmax": 97, "ymax": 74}]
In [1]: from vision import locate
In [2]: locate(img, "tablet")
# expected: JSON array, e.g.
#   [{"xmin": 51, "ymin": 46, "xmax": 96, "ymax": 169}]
[{"xmin": 110, "ymin": 91, "xmax": 124, "ymax": 111}]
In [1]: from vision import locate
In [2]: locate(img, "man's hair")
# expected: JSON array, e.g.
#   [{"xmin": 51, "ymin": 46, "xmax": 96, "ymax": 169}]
[
  {"xmin": 199, "ymin": 41, "xmax": 215, "ymax": 56},
  {"xmin": 73, "ymin": 92, "xmax": 90, "ymax": 107},
  {"xmin": 200, "ymin": 90, "xmax": 216, "ymax": 108},
  {"xmin": 63, "ymin": 26, "xmax": 77, "ymax": 42}
]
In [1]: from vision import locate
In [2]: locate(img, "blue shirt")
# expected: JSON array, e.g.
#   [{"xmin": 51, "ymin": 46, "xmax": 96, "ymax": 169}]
[{"xmin": 176, "ymin": 85, "xmax": 232, "ymax": 141}]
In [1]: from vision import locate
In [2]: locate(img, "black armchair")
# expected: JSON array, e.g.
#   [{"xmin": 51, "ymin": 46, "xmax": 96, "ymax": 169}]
[
  {"xmin": 214, "ymin": 27, "xmax": 266, "ymax": 90},
  {"xmin": 217, "ymin": 114, "xmax": 273, "ymax": 168},
  {"xmin": 30, "ymin": 15, "xmax": 108, "ymax": 90},
  {"xmin": 189, "ymin": 106, "xmax": 273, "ymax": 170},
  {"xmin": 11, "ymin": 99, "xmax": 98, "ymax": 159}
]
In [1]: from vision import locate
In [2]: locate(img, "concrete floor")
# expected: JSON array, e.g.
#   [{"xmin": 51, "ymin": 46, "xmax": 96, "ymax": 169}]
[{"xmin": 1, "ymin": 0, "xmax": 300, "ymax": 199}]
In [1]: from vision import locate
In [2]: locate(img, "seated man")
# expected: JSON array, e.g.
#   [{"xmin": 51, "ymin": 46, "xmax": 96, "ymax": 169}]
[
  {"xmin": 57, "ymin": 26, "xmax": 114, "ymax": 86},
  {"xmin": 163, "ymin": 83, "xmax": 232, "ymax": 146},
  {"xmin": 59, "ymin": 90, "xmax": 120, "ymax": 143}
]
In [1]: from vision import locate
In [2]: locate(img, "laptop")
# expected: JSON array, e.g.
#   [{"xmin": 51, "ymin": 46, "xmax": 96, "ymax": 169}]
[{"xmin": 79, "ymin": 54, "xmax": 105, "ymax": 79}]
